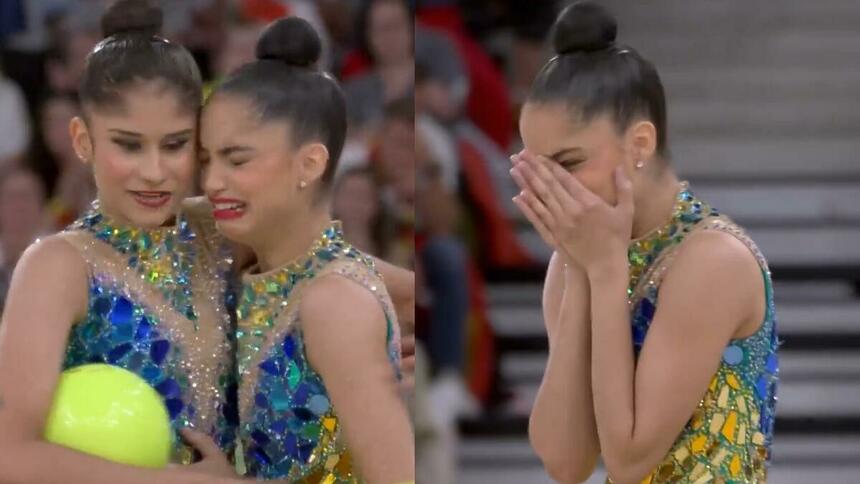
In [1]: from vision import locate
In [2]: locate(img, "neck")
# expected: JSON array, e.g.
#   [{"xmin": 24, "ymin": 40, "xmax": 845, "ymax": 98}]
[
  {"xmin": 253, "ymin": 204, "xmax": 332, "ymax": 272},
  {"xmin": 631, "ymin": 166, "xmax": 682, "ymax": 240}
]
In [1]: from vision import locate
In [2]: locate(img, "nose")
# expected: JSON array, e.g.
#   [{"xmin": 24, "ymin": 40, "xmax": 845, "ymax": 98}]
[
  {"xmin": 138, "ymin": 148, "xmax": 167, "ymax": 185},
  {"xmin": 202, "ymin": 158, "xmax": 225, "ymax": 197}
]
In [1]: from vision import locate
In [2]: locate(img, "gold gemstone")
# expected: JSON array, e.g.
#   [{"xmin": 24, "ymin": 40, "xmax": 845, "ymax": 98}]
[
  {"xmin": 674, "ymin": 447, "xmax": 690, "ymax": 463},
  {"xmin": 692, "ymin": 471, "xmax": 713, "ymax": 484},
  {"xmin": 325, "ymin": 455, "xmax": 340, "ymax": 470},
  {"xmin": 737, "ymin": 424, "xmax": 747, "ymax": 445},
  {"xmin": 657, "ymin": 463, "xmax": 675, "ymax": 480},
  {"xmin": 323, "ymin": 417, "xmax": 337, "ymax": 432},
  {"xmin": 752, "ymin": 432, "xmax": 765, "ymax": 445},
  {"xmin": 321, "ymin": 474, "xmax": 336, "ymax": 484},
  {"xmin": 726, "ymin": 372, "xmax": 741, "ymax": 389},
  {"xmin": 736, "ymin": 395, "xmax": 748, "ymax": 414},
  {"xmin": 722, "ymin": 411, "xmax": 738, "ymax": 443},
  {"xmin": 691, "ymin": 408, "xmax": 705, "ymax": 430},
  {"xmin": 730, "ymin": 455, "xmax": 742, "ymax": 477},
  {"xmin": 691, "ymin": 435, "xmax": 708, "ymax": 454},
  {"xmin": 711, "ymin": 448, "xmax": 729, "ymax": 466},
  {"xmin": 690, "ymin": 463, "xmax": 706, "ymax": 479}
]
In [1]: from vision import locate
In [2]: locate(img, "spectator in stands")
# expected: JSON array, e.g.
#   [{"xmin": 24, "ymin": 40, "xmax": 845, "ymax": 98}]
[
  {"xmin": 0, "ymin": 167, "xmax": 47, "ymax": 315},
  {"xmin": 333, "ymin": 166, "xmax": 389, "ymax": 257},
  {"xmin": 39, "ymin": 92, "xmax": 95, "ymax": 228},
  {"xmin": 343, "ymin": 0, "xmax": 414, "ymax": 129},
  {"xmin": 0, "ymin": 64, "xmax": 31, "ymax": 172}
]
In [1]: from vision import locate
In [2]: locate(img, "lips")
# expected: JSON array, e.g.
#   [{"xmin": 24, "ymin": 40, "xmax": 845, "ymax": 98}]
[
  {"xmin": 130, "ymin": 191, "xmax": 172, "ymax": 209},
  {"xmin": 209, "ymin": 197, "xmax": 246, "ymax": 221}
]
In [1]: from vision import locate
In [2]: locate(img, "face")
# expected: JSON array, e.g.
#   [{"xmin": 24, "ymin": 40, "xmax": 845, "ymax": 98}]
[
  {"xmin": 201, "ymin": 94, "xmax": 320, "ymax": 246},
  {"xmin": 368, "ymin": 0, "xmax": 412, "ymax": 66},
  {"xmin": 333, "ymin": 172, "xmax": 379, "ymax": 227},
  {"xmin": 0, "ymin": 171, "xmax": 45, "ymax": 246},
  {"xmin": 74, "ymin": 82, "xmax": 197, "ymax": 228},
  {"xmin": 42, "ymin": 97, "xmax": 79, "ymax": 165},
  {"xmin": 379, "ymin": 117, "xmax": 415, "ymax": 201},
  {"xmin": 519, "ymin": 102, "xmax": 635, "ymax": 204}
]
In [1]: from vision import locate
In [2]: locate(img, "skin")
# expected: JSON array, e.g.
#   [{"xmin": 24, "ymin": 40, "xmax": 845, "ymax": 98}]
[
  {"xmin": 0, "ymin": 84, "xmax": 241, "ymax": 484},
  {"xmin": 514, "ymin": 103, "xmax": 765, "ymax": 483},
  {"xmin": 201, "ymin": 93, "xmax": 415, "ymax": 484}
]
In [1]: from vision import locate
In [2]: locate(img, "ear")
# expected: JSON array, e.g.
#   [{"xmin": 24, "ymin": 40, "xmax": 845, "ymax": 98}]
[
  {"xmin": 626, "ymin": 119, "xmax": 658, "ymax": 166},
  {"xmin": 296, "ymin": 142, "xmax": 330, "ymax": 186},
  {"xmin": 70, "ymin": 116, "xmax": 93, "ymax": 165}
]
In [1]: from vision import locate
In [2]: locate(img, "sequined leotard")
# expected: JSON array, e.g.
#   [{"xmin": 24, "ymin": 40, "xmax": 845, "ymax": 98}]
[
  {"xmin": 59, "ymin": 198, "xmax": 238, "ymax": 462},
  {"xmin": 233, "ymin": 222, "xmax": 401, "ymax": 481},
  {"xmin": 618, "ymin": 183, "xmax": 779, "ymax": 484}
]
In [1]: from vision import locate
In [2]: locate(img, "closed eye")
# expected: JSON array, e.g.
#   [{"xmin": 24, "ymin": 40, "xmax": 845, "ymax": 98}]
[
  {"xmin": 559, "ymin": 159, "xmax": 586, "ymax": 171},
  {"xmin": 163, "ymin": 138, "xmax": 190, "ymax": 152},
  {"xmin": 112, "ymin": 138, "xmax": 142, "ymax": 152}
]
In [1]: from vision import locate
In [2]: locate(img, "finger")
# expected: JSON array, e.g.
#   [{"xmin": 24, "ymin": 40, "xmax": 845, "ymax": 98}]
[
  {"xmin": 526, "ymin": 154, "xmax": 583, "ymax": 214},
  {"xmin": 401, "ymin": 335, "xmax": 416, "ymax": 358},
  {"xmin": 180, "ymin": 428, "xmax": 223, "ymax": 459},
  {"xmin": 516, "ymin": 163, "xmax": 565, "ymax": 221},
  {"xmin": 509, "ymin": 149, "xmax": 526, "ymax": 165},
  {"xmin": 514, "ymin": 194, "xmax": 557, "ymax": 248},
  {"xmin": 509, "ymin": 165, "xmax": 530, "ymax": 192},
  {"xmin": 614, "ymin": 166, "xmax": 634, "ymax": 212}
]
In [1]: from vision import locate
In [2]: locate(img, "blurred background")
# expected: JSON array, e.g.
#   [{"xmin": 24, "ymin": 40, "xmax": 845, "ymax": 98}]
[{"xmin": 412, "ymin": 0, "xmax": 860, "ymax": 483}]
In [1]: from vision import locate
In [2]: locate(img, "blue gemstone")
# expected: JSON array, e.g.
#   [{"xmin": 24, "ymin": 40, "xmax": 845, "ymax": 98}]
[
  {"xmin": 293, "ymin": 408, "xmax": 314, "ymax": 421},
  {"xmin": 126, "ymin": 352, "xmax": 146, "ymax": 371},
  {"xmin": 308, "ymin": 395, "xmax": 330, "ymax": 415},
  {"xmin": 255, "ymin": 393, "xmax": 269, "ymax": 408},
  {"xmin": 112, "ymin": 322, "xmax": 134, "ymax": 344},
  {"xmin": 223, "ymin": 402, "xmax": 239, "ymax": 426},
  {"xmin": 293, "ymin": 383, "xmax": 310, "ymax": 406},
  {"xmin": 150, "ymin": 340, "xmax": 170, "ymax": 365},
  {"xmin": 188, "ymin": 405, "xmax": 196, "ymax": 417},
  {"xmin": 639, "ymin": 298, "xmax": 655, "ymax": 321},
  {"xmin": 259, "ymin": 358, "xmax": 281, "ymax": 376},
  {"xmin": 251, "ymin": 447, "xmax": 272, "ymax": 465},
  {"xmin": 766, "ymin": 353, "xmax": 779, "ymax": 374},
  {"xmin": 298, "ymin": 442, "xmax": 315, "ymax": 462},
  {"xmin": 756, "ymin": 375, "xmax": 769, "ymax": 399},
  {"xmin": 110, "ymin": 297, "xmax": 134, "ymax": 324},
  {"xmin": 107, "ymin": 343, "xmax": 132, "ymax": 363},
  {"xmin": 156, "ymin": 378, "xmax": 181, "ymax": 398},
  {"xmin": 135, "ymin": 318, "xmax": 152, "ymax": 341},
  {"xmin": 94, "ymin": 297, "xmax": 112, "ymax": 318},
  {"xmin": 723, "ymin": 345, "xmax": 744, "ymax": 366},
  {"xmin": 251, "ymin": 430, "xmax": 270, "ymax": 445},
  {"xmin": 632, "ymin": 325, "xmax": 647, "ymax": 346},
  {"xmin": 129, "ymin": 256, "xmax": 138, "ymax": 269},
  {"xmin": 165, "ymin": 398, "xmax": 184, "ymax": 419},
  {"xmin": 282, "ymin": 336, "xmax": 296, "ymax": 359},
  {"xmin": 142, "ymin": 365, "xmax": 162, "ymax": 384},
  {"xmin": 271, "ymin": 419, "xmax": 288, "ymax": 434},
  {"xmin": 285, "ymin": 434, "xmax": 299, "ymax": 459}
]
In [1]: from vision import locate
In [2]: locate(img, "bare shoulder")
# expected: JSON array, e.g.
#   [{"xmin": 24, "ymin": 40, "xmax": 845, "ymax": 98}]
[
  {"xmin": 300, "ymin": 273, "xmax": 387, "ymax": 341},
  {"xmin": 660, "ymin": 228, "xmax": 764, "ymax": 331},
  {"xmin": 18, "ymin": 234, "xmax": 88, "ymax": 281}
]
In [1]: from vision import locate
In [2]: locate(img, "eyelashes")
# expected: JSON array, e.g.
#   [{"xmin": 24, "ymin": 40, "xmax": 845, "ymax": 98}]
[{"xmin": 111, "ymin": 138, "xmax": 191, "ymax": 153}]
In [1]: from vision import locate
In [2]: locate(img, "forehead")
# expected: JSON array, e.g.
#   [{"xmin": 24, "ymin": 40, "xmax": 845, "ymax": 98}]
[
  {"xmin": 200, "ymin": 94, "xmax": 290, "ymax": 148},
  {"xmin": 88, "ymin": 81, "xmax": 196, "ymax": 134},
  {"xmin": 520, "ymin": 102, "xmax": 617, "ymax": 153}
]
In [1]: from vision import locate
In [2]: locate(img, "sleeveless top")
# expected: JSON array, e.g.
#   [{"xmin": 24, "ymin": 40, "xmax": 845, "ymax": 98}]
[
  {"xmin": 59, "ymin": 199, "xmax": 238, "ymax": 463},
  {"xmin": 620, "ymin": 183, "xmax": 779, "ymax": 484},
  {"xmin": 233, "ymin": 222, "xmax": 402, "ymax": 482}
]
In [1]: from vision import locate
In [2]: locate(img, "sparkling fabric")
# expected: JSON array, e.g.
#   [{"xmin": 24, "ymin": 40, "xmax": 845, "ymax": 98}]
[
  {"xmin": 622, "ymin": 184, "xmax": 779, "ymax": 484},
  {"xmin": 234, "ymin": 222, "xmax": 401, "ymax": 481},
  {"xmin": 61, "ymin": 199, "xmax": 238, "ymax": 463}
]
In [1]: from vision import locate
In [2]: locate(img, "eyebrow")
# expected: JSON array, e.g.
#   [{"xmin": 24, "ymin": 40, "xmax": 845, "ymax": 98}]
[
  {"xmin": 547, "ymin": 147, "xmax": 585, "ymax": 161},
  {"xmin": 108, "ymin": 129, "xmax": 193, "ymax": 139},
  {"xmin": 218, "ymin": 145, "xmax": 255, "ymax": 157}
]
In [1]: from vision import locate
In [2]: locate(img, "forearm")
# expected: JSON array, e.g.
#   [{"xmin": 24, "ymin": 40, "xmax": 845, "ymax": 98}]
[
  {"xmin": 529, "ymin": 271, "xmax": 598, "ymax": 482},
  {"xmin": 0, "ymin": 440, "xmax": 220, "ymax": 484},
  {"xmin": 588, "ymin": 260, "xmax": 649, "ymax": 481}
]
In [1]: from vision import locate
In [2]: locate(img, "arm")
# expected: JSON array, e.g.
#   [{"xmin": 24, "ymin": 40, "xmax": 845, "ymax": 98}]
[
  {"xmin": 302, "ymin": 276, "xmax": 415, "ymax": 484},
  {"xmin": 587, "ymin": 232, "xmax": 763, "ymax": 483},
  {"xmin": 528, "ymin": 252, "xmax": 599, "ymax": 483},
  {"xmin": 0, "ymin": 237, "xmax": 234, "ymax": 484},
  {"xmin": 371, "ymin": 258, "xmax": 415, "ymax": 337}
]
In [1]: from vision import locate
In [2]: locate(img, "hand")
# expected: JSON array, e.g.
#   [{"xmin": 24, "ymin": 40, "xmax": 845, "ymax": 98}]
[
  {"xmin": 178, "ymin": 428, "xmax": 237, "ymax": 478},
  {"xmin": 510, "ymin": 151, "xmax": 634, "ymax": 273},
  {"xmin": 400, "ymin": 334, "xmax": 416, "ymax": 396}
]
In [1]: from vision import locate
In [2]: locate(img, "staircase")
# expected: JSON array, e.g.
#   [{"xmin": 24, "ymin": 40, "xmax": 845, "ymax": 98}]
[{"xmin": 459, "ymin": 1, "xmax": 860, "ymax": 482}]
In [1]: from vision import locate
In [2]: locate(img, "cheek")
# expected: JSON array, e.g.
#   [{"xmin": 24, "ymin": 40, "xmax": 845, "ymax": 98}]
[{"xmin": 94, "ymin": 150, "xmax": 135, "ymax": 186}]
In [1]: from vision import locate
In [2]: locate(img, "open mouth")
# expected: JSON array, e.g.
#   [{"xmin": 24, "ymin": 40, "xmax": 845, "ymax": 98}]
[
  {"xmin": 130, "ymin": 191, "xmax": 172, "ymax": 209},
  {"xmin": 210, "ymin": 198, "xmax": 247, "ymax": 220}
]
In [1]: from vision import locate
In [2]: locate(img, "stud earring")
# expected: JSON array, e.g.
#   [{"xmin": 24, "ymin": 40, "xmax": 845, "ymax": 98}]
[
  {"xmin": 635, "ymin": 160, "xmax": 645, "ymax": 169},
  {"xmin": 299, "ymin": 180, "xmax": 308, "ymax": 189}
]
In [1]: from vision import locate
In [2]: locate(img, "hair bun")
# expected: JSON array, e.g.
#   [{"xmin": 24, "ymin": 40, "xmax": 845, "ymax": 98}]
[
  {"xmin": 101, "ymin": 0, "xmax": 163, "ymax": 38},
  {"xmin": 551, "ymin": 1, "xmax": 617, "ymax": 55},
  {"xmin": 256, "ymin": 17, "xmax": 322, "ymax": 68}
]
